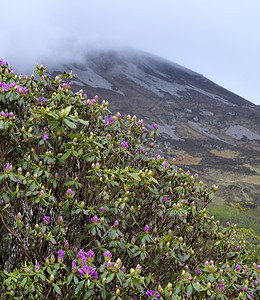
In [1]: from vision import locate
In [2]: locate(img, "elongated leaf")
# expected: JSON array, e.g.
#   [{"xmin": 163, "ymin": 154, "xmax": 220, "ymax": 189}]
[
  {"xmin": 106, "ymin": 273, "xmax": 115, "ymax": 283},
  {"xmin": 53, "ymin": 283, "xmax": 61, "ymax": 295},
  {"xmin": 75, "ymin": 280, "xmax": 84, "ymax": 294},
  {"xmin": 67, "ymin": 273, "xmax": 73, "ymax": 286},
  {"xmin": 78, "ymin": 119, "xmax": 89, "ymax": 125},
  {"xmin": 64, "ymin": 118, "xmax": 76, "ymax": 129},
  {"xmin": 20, "ymin": 277, "xmax": 27, "ymax": 287},
  {"xmin": 192, "ymin": 282, "xmax": 201, "ymax": 292},
  {"xmin": 128, "ymin": 173, "xmax": 141, "ymax": 181},
  {"xmin": 61, "ymin": 151, "xmax": 71, "ymax": 160},
  {"xmin": 63, "ymin": 106, "xmax": 72, "ymax": 117}
]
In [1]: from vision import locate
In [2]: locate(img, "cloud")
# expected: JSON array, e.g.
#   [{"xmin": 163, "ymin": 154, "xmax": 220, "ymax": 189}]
[{"xmin": 1, "ymin": 0, "xmax": 260, "ymax": 104}]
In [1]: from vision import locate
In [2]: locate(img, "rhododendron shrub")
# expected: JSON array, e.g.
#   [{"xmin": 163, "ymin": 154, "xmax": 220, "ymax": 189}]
[{"xmin": 0, "ymin": 60, "xmax": 259, "ymax": 299}]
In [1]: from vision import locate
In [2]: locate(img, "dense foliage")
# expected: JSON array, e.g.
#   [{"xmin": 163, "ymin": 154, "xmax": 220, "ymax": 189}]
[{"xmin": 0, "ymin": 58, "xmax": 259, "ymax": 299}]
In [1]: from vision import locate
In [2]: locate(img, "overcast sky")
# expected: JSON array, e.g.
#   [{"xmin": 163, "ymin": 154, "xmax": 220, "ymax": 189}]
[{"xmin": 1, "ymin": 0, "xmax": 260, "ymax": 105}]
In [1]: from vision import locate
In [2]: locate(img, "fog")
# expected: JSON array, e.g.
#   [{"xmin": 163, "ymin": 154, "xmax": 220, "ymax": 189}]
[{"xmin": 1, "ymin": 0, "xmax": 260, "ymax": 105}]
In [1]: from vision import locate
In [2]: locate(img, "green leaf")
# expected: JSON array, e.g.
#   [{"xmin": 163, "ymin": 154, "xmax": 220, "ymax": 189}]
[
  {"xmin": 63, "ymin": 200, "xmax": 70, "ymax": 214},
  {"xmin": 78, "ymin": 119, "xmax": 89, "ymax": 125},
  {"xmin": 128, "ymin": 173, "xmax": 141, "ymax": 181},
  {"xmin": 106, "ymin": 273, "xmax": 115, "ymax": 283},
  {"xmin": 64, "ymin": 118, "xmax": 76, "ymax": 129},
  {"xmin": 101, "ymin": 288, "xmax": 108, "ymax": 299},
  {"xmin": 63, "ymin": 106, "xmax": 72, "ymax": 117},
  {"xmin": 61, "ymin": 151, "xmax": 71, "ymax": 160},
  {"xmin": 192, "ymin": 282, "xmax": 201, "ymax": 292},
  {"xmin": 53, "ymin": 283, "xmax": 61, "ymax": 295},
  {"xmin": 75, "ymin": 280, "xmax": 85, "ymax": 294},
  {"xmin": 74, "ymin": 275, "xmax": 79, "ymax": 284},
  {"xmin": 187, "ymin": 284, "xmax": 193, "ymax": 297},
  {"xmin": 67, "ymin": 273, "xmax": 73, "ymax": 286},
  {"xmin": 20, "ymin": 277, "xmax": 27, "ymax": 287}
]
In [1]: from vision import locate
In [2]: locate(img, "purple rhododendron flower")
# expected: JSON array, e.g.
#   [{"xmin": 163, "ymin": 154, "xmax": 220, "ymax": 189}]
[
  {"xmin": 86, "ymin": 250, "xmax": 95, "ymax": 263},
  {"xmin": 66, "ymin": 189, "xmax": 73, "ymax": 197},
  {"xmin": 5, "ymin": 162, "xmax": 12, "ymax": 173},
  {"xmin": 113, "ymin": 220, "xmax": 119, "ymax": 228},
  {"xmin": 78, "ymin": 265, "xmax": 98, "ymax": 280},
  {"xmin": 103, "ymin": 251, "xmax": 112, "ymax": 262},
  {"xmin": 43, "ymin": 131, "xmax": 49, "ymax": 140},
  {"xmin": 35, "ymin": 261, "xmax": 40, "ymax": 272},
  {"xmin": 57, "ymin": 249, "xmax": 65, "ymax": 262},
  {"xmin": 136, "ymin": 264, "xmax": 142, "ymax": 274},
  {"xmin": 143, "ymin": 225, "xmax": 150, "ymax": 233},
  {"xmin": 77, "ymin": 249, "xmax": 86, "ymax": 261},
  {"xmin": 122, "ymin": 141, "xmax": 128, "ymax": 149},
  {"xmin": 91, "ymin": 215, "xmax": 99, "ymax": 224},
  {"xmin": 43, "ymin": 216, "xmax": 50, "ymax": 225},
  {"xmin": 152, "ymin": 123, "xmax": 158, "ymax": 130},
  {"xmin": 235, "ymin": 264, "xmax": 240, "ymax": 272},
  {"xmin": 0, "ymin": 59, "xmax": 7, "ymax": 65},
  {"xmin": 196, "ymin": 269, "xmax": 203, "ymax": 276},
  {"xmin": 162, "ymin": 197, "xmax": 168, "ymax": 203},
  {"xmin": 64, "ymin": 240, "xmax": 69, "ymax": 248},
  {"xmin": 146, "ymin": 290, "xmax": 160, "ymax": 298},
  {"xmin": 72, "ymin": 260, "xmax": 77, "ymax": 272}
]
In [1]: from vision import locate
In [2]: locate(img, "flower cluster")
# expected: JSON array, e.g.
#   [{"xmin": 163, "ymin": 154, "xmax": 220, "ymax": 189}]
[
  {"xmin": 0, "ymin": 111, "xmax": 15, "ymax": 120},
  {"xmin": 0, "ymin": 82, "xmax": 28, "ymax": 93},
  {"xmin": 76, "ymin": 248, "xmax": 98, "ymax": 280},
  {"xmin": 0, "ymin": 59, "xmax": 258, "ymax": 299}
]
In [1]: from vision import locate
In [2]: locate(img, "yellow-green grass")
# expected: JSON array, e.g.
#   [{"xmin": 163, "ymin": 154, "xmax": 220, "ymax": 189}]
[{"xmin": 210, "ymin": 149, "xmax": 239, "ymax": 159}]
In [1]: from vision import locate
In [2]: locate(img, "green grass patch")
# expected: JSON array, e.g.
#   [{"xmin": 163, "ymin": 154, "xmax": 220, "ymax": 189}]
[{"xmin": 208, "ymin": 204, "xmax": 260, "ymax": 235}]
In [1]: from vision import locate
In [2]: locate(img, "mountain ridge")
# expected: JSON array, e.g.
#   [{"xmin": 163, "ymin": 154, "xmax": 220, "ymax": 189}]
[{"xmin": 49, "ymin": 48, "xmax": 260, "ymax": 208}]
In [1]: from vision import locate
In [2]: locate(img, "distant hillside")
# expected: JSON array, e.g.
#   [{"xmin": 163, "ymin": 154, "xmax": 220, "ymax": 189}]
[{"xmin": 50, "ymin": 48, "xmax": 260, "ymax": 208}]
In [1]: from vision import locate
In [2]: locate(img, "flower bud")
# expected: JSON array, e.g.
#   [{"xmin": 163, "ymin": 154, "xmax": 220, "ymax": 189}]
[
  {"xmin": 50, "ymin": 274, "xmax": 54, "ymax": 283},
  {"xmin": 166, "ymin": 282, "xmax": 172, "ymax": 291},
  {"xmin": 158, "ymin": 285, "xmax": 163, "ymax": 294},
  {"xmin": 130, "ymin": 268, "xmax": 136, "ymax": 277},
  {"xmin": 116, "ymin": 289, "xmax": 120, "ymax": 296}
]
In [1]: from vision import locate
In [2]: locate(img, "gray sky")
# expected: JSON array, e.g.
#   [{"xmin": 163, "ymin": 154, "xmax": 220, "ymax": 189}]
[{"xmin": 1, "ymin": 0, "xmax": 260, "ymax": 105}]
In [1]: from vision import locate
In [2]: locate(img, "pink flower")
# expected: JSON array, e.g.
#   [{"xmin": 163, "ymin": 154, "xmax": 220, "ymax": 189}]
[
  {"xmin": 57, "ymin": 249, "xmax": 64, "ymax": 262},
  {"xmin": 66, "ymin": 189, "xmax": 73, "ymax": 197},
  {"xmin": 122, "ymin": 141, "xmax": 128, "ymax": 149},
  {"xmin": 103, "ymin": 251, "xmax": 112, "ymax": 262},
  {"xmin": 143, "ymin": 225, "xmax": 150, "ymax": 233},
  {"xmin": 91, "ymin": 215, "xmax": 99, "ymax": 225},
  {"xmin": 113, "ymin": 220, "xmax": 119, "ymax": 228},
  {"xmin": 64, "ymin": 240, "xmax": 69, "ymax": 249},
  {"xmin": 43, "ymin": 216, "xmax": 50, "ymax": 225}
]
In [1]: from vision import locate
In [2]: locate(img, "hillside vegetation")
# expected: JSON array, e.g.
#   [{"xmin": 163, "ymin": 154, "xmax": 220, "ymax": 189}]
[{"xmin": 0, "ymin": 59, "xmax": 259, "ymax": 299}]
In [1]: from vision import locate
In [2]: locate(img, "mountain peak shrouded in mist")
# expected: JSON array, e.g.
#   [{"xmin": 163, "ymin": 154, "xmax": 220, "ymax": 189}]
[{"xmin": 50, "ymin": 48, "xmax": 260, "ymax": 208}]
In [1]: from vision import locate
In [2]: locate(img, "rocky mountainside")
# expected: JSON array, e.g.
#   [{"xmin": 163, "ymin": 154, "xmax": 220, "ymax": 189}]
[{"xmin": 50, "ymin": 48, "xmax": 260, "ymax": 208}]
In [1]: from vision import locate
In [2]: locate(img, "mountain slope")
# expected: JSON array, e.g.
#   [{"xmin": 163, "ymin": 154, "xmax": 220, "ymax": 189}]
[{"xmin": 50, "ymin": 48, "xmax": 260, "ymax": 208}]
